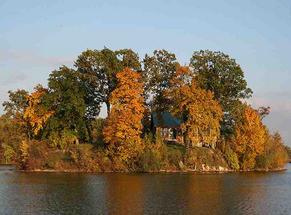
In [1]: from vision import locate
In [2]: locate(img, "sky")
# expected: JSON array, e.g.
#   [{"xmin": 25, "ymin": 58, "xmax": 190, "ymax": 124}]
[{"xmin": 0, "ymin": 0, "xmax": 291, "ymax": 145}]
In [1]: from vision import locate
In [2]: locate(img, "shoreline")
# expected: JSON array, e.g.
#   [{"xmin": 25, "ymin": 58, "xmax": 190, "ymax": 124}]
[{"xmin": 16, "ymin": 167, "xmax": 287, "ymax": 174}]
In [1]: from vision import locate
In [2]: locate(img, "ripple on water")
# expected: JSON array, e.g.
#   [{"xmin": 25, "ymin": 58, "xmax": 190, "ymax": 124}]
[{"xmin": 0, "ymin": 164, "xmax": 290, "ymax": 215}]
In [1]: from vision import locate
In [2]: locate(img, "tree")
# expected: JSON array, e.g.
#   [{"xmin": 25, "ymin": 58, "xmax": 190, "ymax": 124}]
[
  {"xmin": 189, "ymin": 50, "xmax": 253, "ymax": 135},
  {"xmin": 231, "ymin": 106, "xmax": 267, "ymax": 170},
  {"xmin": 44, "ymin": 66, "xmax": 87, "ymax": 144},
  {"xmin": 257, "ymin": 106, "xmax": 271, "ymax": 119},
  {"xmin": 255, "ymin": 132, "xmax": 288, "ymax": 169},
  {"xmin": 103, "ymin": 67, "xmax": 145, "ymax": 164},
  {"xmin": 3, "ymin": 89, "xmax": 28, "ymax": 122},
  {"xmin": 2, "ymin": 90, "xmax": 32, "ymax": 139},
  {"xmin": 166, "ymin": 66, "xmax": 223, "ymax": 148},
  {"xmin": 0, "ymin": 115, "xmax": 26, "ymax": 162},
  {"xmin": 23, "ymin": 85, "xmax": 53, "ymax": 137},
  {"xmin": 75, "ymin": 48, "xmax": 141, "ymax": 116},
  {"xmin": 143, "ymin": 49, "xmax": 179, "ymax": 112}
]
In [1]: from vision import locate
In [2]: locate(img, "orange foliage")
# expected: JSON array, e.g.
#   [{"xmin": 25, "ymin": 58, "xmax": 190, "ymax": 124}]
[
  {"xmin": 232, "ymin": 106, "xmax": 267, "ymax": 170},
  {"xmin": 103, "ymin": 68, "xmax": 145, "ymax": 162},
  {"xmin": 24, "ymin": 86, "xmax": 53, "ymax": 136},
  {"xmin": 167, "ymin": 66, "xmax": 223, "ymax": 147}
]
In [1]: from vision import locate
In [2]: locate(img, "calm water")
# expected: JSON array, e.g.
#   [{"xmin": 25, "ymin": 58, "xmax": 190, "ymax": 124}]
[{"xmin": 0, "ymin": 164, "xmax": 291, "ymax": 215}]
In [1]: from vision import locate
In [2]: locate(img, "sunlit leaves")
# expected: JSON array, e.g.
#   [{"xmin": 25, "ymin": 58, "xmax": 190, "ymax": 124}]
[
  {"xmin": 23, "ymin": 86, "xmax": 53, "ymax": 136},
  {"xmin": 232, "ymin": 106, "xmax": 267, "ymax": 170},
  {"xmin": 103, "ymin": 68, "xmax": 145, "ymax": 162},
  {"xmin": 167, "ymin": 66, "xmax": 223, "ymax": 148}
]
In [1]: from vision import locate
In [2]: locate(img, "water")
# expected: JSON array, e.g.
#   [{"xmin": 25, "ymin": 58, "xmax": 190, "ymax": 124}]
[{"xmin": 0, "ymin": 164, "xmax": 291, "ymax": 215}]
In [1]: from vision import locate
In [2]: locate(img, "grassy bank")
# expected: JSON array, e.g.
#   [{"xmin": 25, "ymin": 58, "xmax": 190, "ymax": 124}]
[{"xmin": 12, "ymin": 140, "xmax": 233, "ymax": 173}]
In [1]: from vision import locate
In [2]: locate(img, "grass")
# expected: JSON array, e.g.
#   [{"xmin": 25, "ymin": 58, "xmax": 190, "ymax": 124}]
[{"xmin": 166, "ymin": 141, "xmax": 186, "ymax": 155}]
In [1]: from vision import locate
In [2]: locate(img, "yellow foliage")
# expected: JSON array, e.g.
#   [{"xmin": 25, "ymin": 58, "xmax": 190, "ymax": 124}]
[
  {"xmin": 232, "ymin": 106, "xmax": 267, "ymax": 170},
  {"xmin": 23, "ymin": 86, "xmax": 53, "ymax": 136},
  {"xmin": 19, "ymin": 140, "xmax": 29, "ymax": 168},
  {"xmin": 167, "ymin": 66, "xmax": 223, "ymax": 147},
  {"xmin": 103, "ymin": 68, "xmax": 145, "ymax": 163}
]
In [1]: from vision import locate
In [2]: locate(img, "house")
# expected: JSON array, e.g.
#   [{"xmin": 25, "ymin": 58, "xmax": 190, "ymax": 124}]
[
  {"xmin": 151, "ymin": 112, "xmax": 212, "ymax": 148},
  {"xmin": 151, "ymin": 112, "xmax": 184, "ymax": 144}
]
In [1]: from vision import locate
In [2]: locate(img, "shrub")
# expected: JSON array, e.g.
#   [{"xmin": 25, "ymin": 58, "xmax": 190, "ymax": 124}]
[
  {"xmin": 167, "ymin": 147, "xmax": 183, "ymax": 168},
  {"xmin": 46, "ymin": 151, "xmax": 64, "ymax": 169},
  {"xmin": 136, "ymin": 135, "xmax": 169, "ymax": 172},
  {"xmin": 224, "ymin": 145, "xmax": 240, "ymax": 170},
  {"xmin": 68, "ymin": 144, "xmax": 100, "ymax": 172},
  {"xmin": 255, "ymin": 132, "xmax": 288, "ymax": 170},
  {"xmin": 91, "ymin": 118, "xmax": 105, "ymax": 145},
  {"xmin": 2, "ymin": 144, "xmax": 16, "ymax": 164},
  {"xmin": 25, "ymin": 140, "xmax": 52, "ymax": 170},
  {"xmin": 48, "ymin": 129, "xmax": 79, "ymax": 151},
  {"xmin": 19, "ymin": 140, "xmax": 29, "ymax": 169},
  {"xmin": 138, "ymin": 148, "xmax": 162, "ymax": 172}
]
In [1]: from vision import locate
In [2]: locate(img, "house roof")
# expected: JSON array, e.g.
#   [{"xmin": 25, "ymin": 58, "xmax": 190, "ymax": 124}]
[{"xmin": 152, "ymin": 112, "xmax": 182, "ymax": 128}]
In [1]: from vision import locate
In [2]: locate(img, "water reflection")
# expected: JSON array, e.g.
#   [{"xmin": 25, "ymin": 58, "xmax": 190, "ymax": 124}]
[{"xmin": 0, "ymin": 165, "xmax": 290, "ymax": 215}]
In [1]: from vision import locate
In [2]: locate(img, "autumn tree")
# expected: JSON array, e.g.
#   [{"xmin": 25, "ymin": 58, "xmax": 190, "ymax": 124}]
[
  {"xmin": 190, "ymin": 50, "xmax": 253, "ymax": 136},
  {"xmin": 23, "ymin": 85, "xmax": 53, "ymax": 137},
  {"xmin": 166, "ymin": 66, "xmax": 223, "ymax": 148},
  {"xmin": 231, "ymin": 105, "xmax": 267, "ymax": 170},
  {"xmin": 142, "ymin": 49, "xmax": 179, "ymax": 112},
  {"xmin": 256, "ymin": 132, "xmax": 288, "ymax": 169},
  {"xmin": 75, "ymin": 48, "xmax": 141, "ymax": 116},
  {"xmin": 103, "ymin": 67, "xmax": 145, "ymax": 165}
]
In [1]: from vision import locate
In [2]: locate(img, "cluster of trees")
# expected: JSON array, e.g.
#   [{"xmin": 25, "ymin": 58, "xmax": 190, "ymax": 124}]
[{"xmin": 0, "ymin": 48, "xmax": 288, "ymax": 171}]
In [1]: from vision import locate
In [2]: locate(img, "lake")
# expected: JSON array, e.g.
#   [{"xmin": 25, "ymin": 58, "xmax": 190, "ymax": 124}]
[{"xmin": 0, "ymin": 164, "xmax": 291, "ymax": 215}]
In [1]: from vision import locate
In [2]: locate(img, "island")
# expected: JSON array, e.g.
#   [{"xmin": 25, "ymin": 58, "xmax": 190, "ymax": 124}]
[{"xmin": 0, "ymin": 49, "xmax": 289, "ymax": 173}]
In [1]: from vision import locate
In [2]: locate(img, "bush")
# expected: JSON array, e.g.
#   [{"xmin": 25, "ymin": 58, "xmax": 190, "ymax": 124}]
[
  {"xmin": 91, "ymin": 118, "xmax": 105, "ymax": 145},
  {"xmin": 26, "ymin": 140, "xmax": 52, "ymax": 170},
  {"xmin": 255, "ymin": 132, "xmax": 288, "ymax": 170},
  {"xmin": 68, "ymin": 144, "xmax": 100, "ymax": 172},
  {"xmin": 46, "ymin": 151, "xmax": 64, "ymax": 169},
  {"xmin": 48, "ymin": 129, "xmax": 79, "ymax": 151},
  {"xmin": 167, "ymin": 147, "xmax": 183, "ymax": 168},
  {"xmin": 138, "ymin": 148, "xmax": 162, "ymax": 172},
  {"xmin": 2, "ymin": 144, "xmax": 16, "ymax": 164},
  {"xmin": 136, "ymin": 135, "xmax": 169, "ymax": 172},
  {"xmin": 184, "ymin": 147, "xmax": 229, "ymax": 171},
  {"xmin": 224, "ymin": 145, "xmax": 240, "ymax": 170}
]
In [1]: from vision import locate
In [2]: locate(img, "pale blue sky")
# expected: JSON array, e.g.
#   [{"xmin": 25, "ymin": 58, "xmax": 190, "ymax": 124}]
[{"xmin": 1, "ymin": 0, "xmax": 291, "ymax": 145}]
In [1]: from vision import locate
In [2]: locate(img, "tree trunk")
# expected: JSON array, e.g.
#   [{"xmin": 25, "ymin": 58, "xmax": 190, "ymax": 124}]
[
  {"xmin": 184, "ymin": 130, "xmax": 190, "ymax": 149},
  {"xmin": 86, "ymin": 122, "xmax": 93, "ymax": 143},
  {"xmin": 106, "ymin": 101, "xmax": 111, "ymax": 116}
]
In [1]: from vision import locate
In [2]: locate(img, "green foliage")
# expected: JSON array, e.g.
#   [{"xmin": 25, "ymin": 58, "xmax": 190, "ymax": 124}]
[
  {"xmin": 190, "ymin": 50, "xmax": 252, "ymax": 136},
  {"xmin": 75, "ymin": 48, "xmax": 141, "ymax": 115},
  {"xmin": 44, "ymin": 66, "xmax": 88, "ymax": 143},
  {"xmin": 0, "ymin": 115, "xmax": 25, "ymax": 150},
  {"xmin": 3, "ymin": 89, "xmax": 28, "ymax": 119},
  {"xmin": 68, "ymin": 144, "xmax": 114, "ymax": 172},
  {"xmin": 167, "ymin": 147, "xmax": 183, "ymax": 167},
  {"xmin": 143, "ymin": 49, "xmax": 179, "ymax": 111},
  {"xmin": 1, "ymin": 48, "xmax": 288, "ymax": 173},
  {"xmin": 48, "ymin": 129, "xmax": 78, "ymax": 151},
  {"xmin": 138, "ymin": 148, "xmax": 163, "ymax": 172},
  {"xmin": 91, "ymin": 118, "xmax": 105, "ymax": 145},
  {"xmin": 224, "ymin": 145, "xmax": 240, "ymax": 170},
  {"xmin": 184, "ymin": 147, "xmax": 229, "ymax": 171}
]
